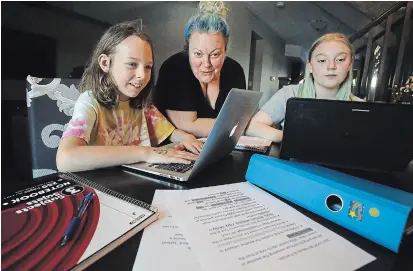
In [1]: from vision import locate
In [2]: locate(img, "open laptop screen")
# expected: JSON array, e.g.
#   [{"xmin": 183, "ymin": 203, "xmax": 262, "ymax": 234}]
[{"xmin": 280, "ymin": 98, "xmax": 413, "ymax": 173}]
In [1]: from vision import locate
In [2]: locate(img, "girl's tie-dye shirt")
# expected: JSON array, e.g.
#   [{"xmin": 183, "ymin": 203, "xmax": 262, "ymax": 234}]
[{"xmin": 62, "ymin": 91, "xmax": 175, "ymax": 146}]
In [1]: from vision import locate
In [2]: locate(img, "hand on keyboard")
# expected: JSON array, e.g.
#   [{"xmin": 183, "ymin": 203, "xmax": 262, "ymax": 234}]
[
  {"xmin": 174, "ymin": 135, "xmax": 203, "ymax": 154},
  {"xmin": 145, "ymin": 147, "xmax": 198, "ymax": 165}
]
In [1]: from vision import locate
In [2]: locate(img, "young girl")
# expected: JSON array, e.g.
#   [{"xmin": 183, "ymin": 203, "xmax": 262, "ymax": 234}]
[
  {"xmin": 57, "ymin": 20, "xmax": 203, "ymax": 172},
  {"xmin": 245, "ymin": 32, "xmax": 363, "ymax": 143}
]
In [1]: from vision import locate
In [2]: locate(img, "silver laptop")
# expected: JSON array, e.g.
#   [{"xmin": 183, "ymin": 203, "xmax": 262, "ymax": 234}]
[{"xmin": 122, "ymin": 88, "xmax": 262, "ymax": 181}]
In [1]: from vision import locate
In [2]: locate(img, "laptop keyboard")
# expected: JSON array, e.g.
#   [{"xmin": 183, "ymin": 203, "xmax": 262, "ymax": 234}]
[{"xmin": 149, "ymin": 161, "xmax": 195, "ymax": 173}]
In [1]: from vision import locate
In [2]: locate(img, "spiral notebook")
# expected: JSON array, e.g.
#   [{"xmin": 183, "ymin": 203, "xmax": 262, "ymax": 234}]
[
  {"xmin": 1, "ymin": 172, "xmax": 159, "ymax": 271},
  {"xmin": 199, "ymin": 136, "xmax": 272, "ymax": 153}
]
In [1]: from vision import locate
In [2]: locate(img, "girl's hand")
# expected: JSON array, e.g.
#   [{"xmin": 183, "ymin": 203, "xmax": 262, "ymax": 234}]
[
  {"xmin": 145, "ymin": 147, "xmax": 198, "ymax": 164},
  {"xmin": 174, "ymin": 135, "xmax": 203, "ymax": 154}
]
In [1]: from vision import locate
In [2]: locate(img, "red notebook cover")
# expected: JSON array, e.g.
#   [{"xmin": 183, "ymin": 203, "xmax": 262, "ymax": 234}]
[{"xmin": 1, "ymin": 173, "xmax": 158, "ymax": 271}]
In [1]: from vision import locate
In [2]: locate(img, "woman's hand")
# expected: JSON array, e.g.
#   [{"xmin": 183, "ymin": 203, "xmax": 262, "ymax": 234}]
[
  {"xmin": 145, "ymin": 147, "xmax": 198, "ymax": 164},
  {"xmin": 174, "ymin": 134, "xmax": 203, "ymax": 154}
]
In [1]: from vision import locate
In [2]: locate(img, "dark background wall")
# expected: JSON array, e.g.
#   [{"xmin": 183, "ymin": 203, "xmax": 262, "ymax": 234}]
[{"xmin": 1, "ymin": 2, "xmax": 107, "ymax": 184}]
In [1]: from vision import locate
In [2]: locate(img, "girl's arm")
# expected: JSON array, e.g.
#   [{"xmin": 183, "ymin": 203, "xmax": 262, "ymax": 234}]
[
  {"xmin": 245, "ymin": 86, "xmax": 291, "ymax": 143},
  {"xmin": 56, "ymin": 137, "xmax": 197, "ymax": 172},
  {"xmin": 245, "ymin": 110, "xmax": 283, "ymax": 143}
]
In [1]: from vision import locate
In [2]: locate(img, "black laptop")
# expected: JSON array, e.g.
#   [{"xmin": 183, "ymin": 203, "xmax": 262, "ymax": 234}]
[{"xmin": 280, "ymin": 98, "xmax": 413, "ymax": 173}]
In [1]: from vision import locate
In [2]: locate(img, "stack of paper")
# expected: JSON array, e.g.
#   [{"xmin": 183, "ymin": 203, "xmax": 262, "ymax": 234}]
[{"xmin": 133, "ymin": 183, "xmax": 376, "ymax": 271}]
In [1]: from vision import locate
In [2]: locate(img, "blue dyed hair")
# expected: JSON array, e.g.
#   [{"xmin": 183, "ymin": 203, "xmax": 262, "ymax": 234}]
[{"xmin": 183, "ymin": 10, "xmax": 230, "ymax": 52}]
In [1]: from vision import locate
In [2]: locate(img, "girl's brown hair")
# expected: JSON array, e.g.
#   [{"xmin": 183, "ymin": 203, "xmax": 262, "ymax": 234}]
[{"xmin": 80, "ymin": 20, "xmax": 155, "ymax": 109}]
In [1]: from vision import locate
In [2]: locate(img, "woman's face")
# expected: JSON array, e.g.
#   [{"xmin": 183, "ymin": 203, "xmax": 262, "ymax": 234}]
[
  {"xmin": 307, "ymin": 40, "xmax": 352, "ymax": 91},
  {"xmin": 188, "ymin": 32, "xmax": 226, "ymax": 84}
]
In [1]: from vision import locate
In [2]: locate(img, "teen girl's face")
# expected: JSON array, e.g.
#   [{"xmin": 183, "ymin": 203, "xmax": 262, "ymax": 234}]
[
  {"xmin": 106, "ymin": 35, "xmax": 153, "ymax": 101},
  {"xmin": 307, "ymin": 40, "xmax": 352, "ymax": 91},
  {"xmin": 188, "ymin": 32, "xmax": 226, "ymax": 84}
]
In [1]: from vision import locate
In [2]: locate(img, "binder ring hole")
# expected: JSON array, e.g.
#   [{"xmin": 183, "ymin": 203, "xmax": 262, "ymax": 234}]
[{"xmin": 325, "ymin": 194, "xmax": 343, "ymax": 212}]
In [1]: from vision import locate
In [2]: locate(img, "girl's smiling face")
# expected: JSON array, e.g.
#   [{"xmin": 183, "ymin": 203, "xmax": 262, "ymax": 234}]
[{"xmin": 99, "ymin": 35, "xmax": 153, "ymax": 101}]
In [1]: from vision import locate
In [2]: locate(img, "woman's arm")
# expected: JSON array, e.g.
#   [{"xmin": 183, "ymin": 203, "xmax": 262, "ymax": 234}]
[
  {"xmin": 166, "ymin": 110, "xmax": 215, "ymax": 138},
  {"xmin": 245, "ymin": 110, "xmax": 283, "ymax": 143},
  {"xmin": 169, "ymin": 129, "xmax": 203, "ymax": 154},
  {"xmin": 56, "ymin": 137, "xmax": 197, "ymax": 172}
]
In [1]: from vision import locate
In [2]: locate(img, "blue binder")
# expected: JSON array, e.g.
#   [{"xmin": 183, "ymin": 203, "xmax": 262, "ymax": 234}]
[{"xmin": 245, "ymin": 154, "xmax": 413, "ymax": 252}]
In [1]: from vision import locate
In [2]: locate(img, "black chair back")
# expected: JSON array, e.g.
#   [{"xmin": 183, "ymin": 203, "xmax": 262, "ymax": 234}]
[{"xmin": 26, "ymin": 76, "xmax": 81, "ymax": 178}]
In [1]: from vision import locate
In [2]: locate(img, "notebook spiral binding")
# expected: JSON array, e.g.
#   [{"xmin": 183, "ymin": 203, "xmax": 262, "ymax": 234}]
[{"xmin": 61, "ymin": 172, "xmax": 158, "ymax": 213}]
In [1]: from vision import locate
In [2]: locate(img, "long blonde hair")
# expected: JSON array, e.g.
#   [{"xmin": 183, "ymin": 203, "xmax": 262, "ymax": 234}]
[{"xmin": 298, "ymin": 33, "xmax": 354, "ymax": 100}]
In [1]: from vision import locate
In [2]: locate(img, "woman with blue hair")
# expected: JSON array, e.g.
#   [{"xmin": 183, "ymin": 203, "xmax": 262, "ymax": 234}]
[{"xmin": 153, "ymin": 2, "xmax": 246, "ymax": 138}]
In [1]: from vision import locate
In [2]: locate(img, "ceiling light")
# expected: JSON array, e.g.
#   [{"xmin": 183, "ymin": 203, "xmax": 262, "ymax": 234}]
[{"xmin": 310, "ymin": 19, "xmax": 327, "ymax": 32}]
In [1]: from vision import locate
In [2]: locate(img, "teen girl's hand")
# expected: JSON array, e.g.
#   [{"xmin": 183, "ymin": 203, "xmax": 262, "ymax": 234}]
[
  {"xmin": 145, "ymin": 147, "xmax": 198, "ymax": 164},
  {"xmin": 174, "ymin": 134, "xmax": 203, "ymax": 154}
]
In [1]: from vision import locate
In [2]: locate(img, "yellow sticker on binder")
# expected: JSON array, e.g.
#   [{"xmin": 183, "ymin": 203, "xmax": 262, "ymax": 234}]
[{"xmin": 369, "ymin": 207, "xmax": 380, "ymax": 217}]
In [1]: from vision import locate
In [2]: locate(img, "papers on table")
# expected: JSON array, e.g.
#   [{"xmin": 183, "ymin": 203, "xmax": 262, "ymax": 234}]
[
  {"xmin": 133, "ymin": 182, "xmax": 376, "ymax": 271},
  {"xmin": 132, "ymin": 190, "xmax": 202, "ymax": 271}
]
